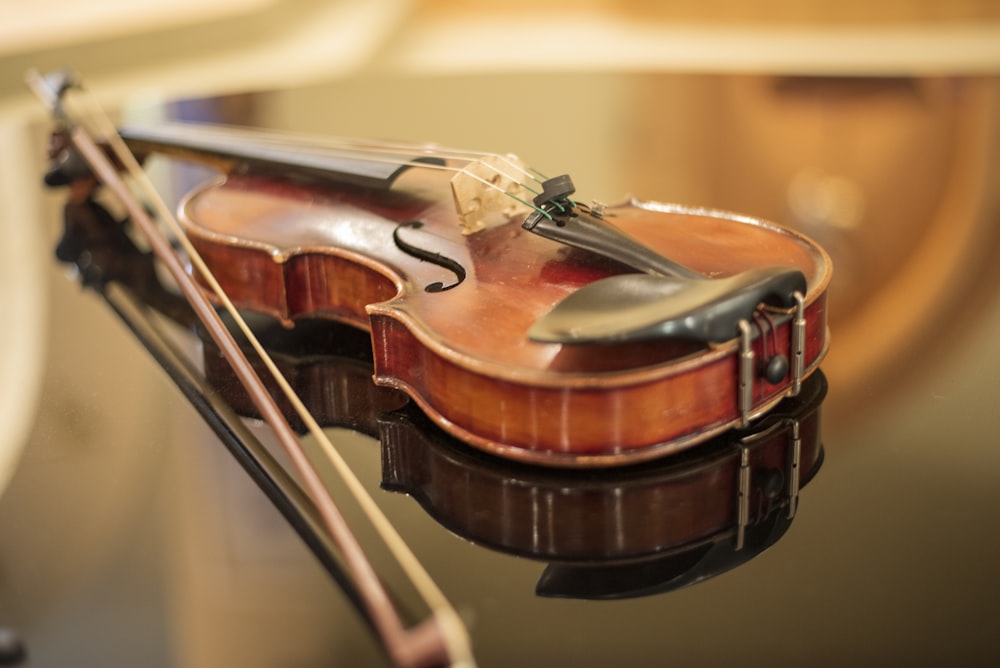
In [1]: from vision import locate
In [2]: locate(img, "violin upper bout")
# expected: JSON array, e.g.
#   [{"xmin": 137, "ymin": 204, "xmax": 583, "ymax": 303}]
[{"xmin": 450, "ymin": 154, "xmax": 532, "ymax": 234}]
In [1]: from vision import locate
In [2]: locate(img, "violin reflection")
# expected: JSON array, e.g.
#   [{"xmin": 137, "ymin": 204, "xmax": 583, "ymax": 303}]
[
  {"xmin": 203, "ymin": 315, "xmax": 826, "ymax": 601},
  {"xmin": 381, "ymin": 371, "xmax": 825, "ymax": 600}
]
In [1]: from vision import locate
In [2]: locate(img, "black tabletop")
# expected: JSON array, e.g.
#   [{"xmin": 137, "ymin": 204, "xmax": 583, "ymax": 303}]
[
  {"xmin": 3, "ymin": 243, "xmax": 998, "ymax": 668},
  {"xmin": 3, "ymin": 73, "xmax": 1000, "ymax": 668}
]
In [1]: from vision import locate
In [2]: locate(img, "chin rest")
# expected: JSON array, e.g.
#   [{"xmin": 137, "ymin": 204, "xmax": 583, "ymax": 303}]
[{"xmin": 529, "ymin": 266, "xmax": 807, "ymax": 344}]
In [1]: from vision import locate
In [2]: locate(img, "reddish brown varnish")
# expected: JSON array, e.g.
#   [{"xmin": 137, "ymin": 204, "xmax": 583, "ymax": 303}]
[{"xmin": 180, "ymin": 165, "xmax": 830, "ymax": 467}]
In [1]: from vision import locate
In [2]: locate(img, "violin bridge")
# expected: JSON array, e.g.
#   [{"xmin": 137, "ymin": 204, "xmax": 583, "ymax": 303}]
[{"xmin": 451, "ymin": 154, "xmax": 532, "ymax": 234}]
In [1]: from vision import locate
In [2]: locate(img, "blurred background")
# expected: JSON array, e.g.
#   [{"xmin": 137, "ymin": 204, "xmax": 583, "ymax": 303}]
[{"xmin": 1, "ymin": 1, "xmax": 999, "ymax": 666}]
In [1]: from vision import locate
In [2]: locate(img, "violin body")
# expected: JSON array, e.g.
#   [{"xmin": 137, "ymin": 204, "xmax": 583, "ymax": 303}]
[
  {"xmin": 32, "ymin": 70, "xmax": 830, "ymax": 667},
  {"xmin": 174, "ymin": 148, "xmax": 830, "ymax": 466}
]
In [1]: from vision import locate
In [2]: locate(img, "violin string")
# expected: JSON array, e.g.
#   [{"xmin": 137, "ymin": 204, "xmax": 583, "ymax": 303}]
[
  {"xmin": 191, "ymin": 121, "xmax": 548, "ymax": 188},
  {"xmin": 70, "ymin": 86, "xmax": 475, "ymax": 667},
  {"xmin": 287, "ymin": 133, "xmax": 553, "ymax": 211},
  {"xmin": 147, "ymin": 121, "xmax": 556, "ymax": 220},
  {"xmin": 277, "ymin": 141, "xmax": 559, "ymax": 219}
]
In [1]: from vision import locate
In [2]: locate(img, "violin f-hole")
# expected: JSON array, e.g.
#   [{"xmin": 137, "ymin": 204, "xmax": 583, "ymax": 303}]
[{"xmin": 392, "ymin": 221, "xmax": 467, "ymax": 292}]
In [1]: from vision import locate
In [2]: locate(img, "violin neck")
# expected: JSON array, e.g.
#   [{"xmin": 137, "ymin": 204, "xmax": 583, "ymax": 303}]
[{"xmin": 119, "ymin": 122, "xmax": 442, "ymax": 190}]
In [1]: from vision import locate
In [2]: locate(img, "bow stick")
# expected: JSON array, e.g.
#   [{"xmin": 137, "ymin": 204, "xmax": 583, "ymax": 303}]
[{"xmin": 26, "ymin": 68, "xmax": 474, "ymax": 668}]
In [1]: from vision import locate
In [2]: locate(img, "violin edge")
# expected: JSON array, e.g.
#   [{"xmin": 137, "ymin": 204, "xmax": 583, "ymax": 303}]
[{"xmin": 370, "ymin": 307, "xmax": 830, "ymax": 468}]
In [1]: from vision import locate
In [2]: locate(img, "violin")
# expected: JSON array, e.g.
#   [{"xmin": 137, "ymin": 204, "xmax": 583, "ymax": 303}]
[
  {"xmin": 29, "ymin": 68, "xmax": 830, "ymax": 667},
  {"xmin": 114, "ymin": 121, "xmax": 831, "ymax": 468}
]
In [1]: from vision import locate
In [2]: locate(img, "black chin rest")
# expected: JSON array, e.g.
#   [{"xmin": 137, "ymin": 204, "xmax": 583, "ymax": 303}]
[{"xmin": 528, "ymin": 266, "xmax": 806, "ymax": 344}]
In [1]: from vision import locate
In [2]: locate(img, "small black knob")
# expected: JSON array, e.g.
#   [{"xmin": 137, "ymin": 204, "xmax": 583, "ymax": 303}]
[
  {"xmin": 764, "ymin": 354, "xmax": 789, "ymax": 384},
  {"xmin": 532, "ymin": 174, "xmax": 576, "ymax": 208},
  {"xmin": 760, "ymin": 468, "xmax": 785, "ymax": 499}
]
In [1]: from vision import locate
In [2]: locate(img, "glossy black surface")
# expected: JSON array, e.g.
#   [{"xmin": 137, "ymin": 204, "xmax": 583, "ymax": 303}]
[
  {"xmin": 3, "ymin": 73, "xmax": 1000, "ymax": 668},
  {"xmin": 4, "ymin": 247, "xmax": 999, "ymax": 668}
]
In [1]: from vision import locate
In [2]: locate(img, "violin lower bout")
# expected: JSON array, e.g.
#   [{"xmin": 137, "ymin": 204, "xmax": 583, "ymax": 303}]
[{"xmin": 369, "ymin": 294, "xmax": 827, "ymax": 468}]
